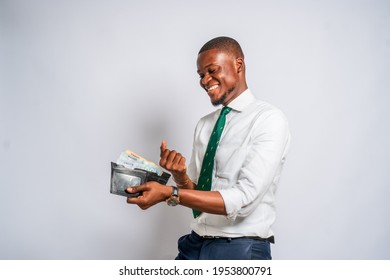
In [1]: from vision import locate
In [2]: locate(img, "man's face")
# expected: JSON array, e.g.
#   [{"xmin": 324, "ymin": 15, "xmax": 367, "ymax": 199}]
[{"xmin": 197, "ymin": 49, "xmax": 241, "ymax": 106}]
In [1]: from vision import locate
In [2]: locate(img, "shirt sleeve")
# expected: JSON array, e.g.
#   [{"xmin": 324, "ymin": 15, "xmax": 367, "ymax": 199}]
[{"xmin": 219, "ymin": 109, "xmax": 291, "ymax": 220}]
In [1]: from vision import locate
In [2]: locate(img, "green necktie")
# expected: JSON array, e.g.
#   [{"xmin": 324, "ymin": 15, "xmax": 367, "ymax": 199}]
[{"xmin": 193, "ymin": 106, "xmax": 232, "ymax": 218}]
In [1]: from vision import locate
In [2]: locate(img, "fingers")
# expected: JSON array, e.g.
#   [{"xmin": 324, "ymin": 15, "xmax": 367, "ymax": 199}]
[
  {"xmin": 126, "ymin": 184, "xmax": 149, "ymax": 209},
  {"xmin": 159, "ymin": 140, "xmax": 186, "ymax": 175},
  {"xmin": 172, "ymin": 153, "xmax": 186, "ymax": 170},
  {"xmin": 126, "ymin": 181, "xmax": 165, "ymax": 210},
  {"xmin": 166, "ymin": 150, "xmax": 181, "ymax": 166},
  {"xmin": 127, "ymin": 195, "xmax": 149, "ymax": 210},
  {"xmin": 160, "ymin": 150, "xmax": 186, "ymax": 171}
]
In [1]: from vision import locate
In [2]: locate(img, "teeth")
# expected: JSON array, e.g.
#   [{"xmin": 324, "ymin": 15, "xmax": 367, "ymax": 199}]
[{"xmin": 207, "ymin": 85, "xmax": 219, "ymax": 91}]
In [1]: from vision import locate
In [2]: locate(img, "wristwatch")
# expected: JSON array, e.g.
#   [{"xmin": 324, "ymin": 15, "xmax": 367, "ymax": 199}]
[{"xmin": 166, "ymin": 185, "xmax": 180, "ymax": 206}]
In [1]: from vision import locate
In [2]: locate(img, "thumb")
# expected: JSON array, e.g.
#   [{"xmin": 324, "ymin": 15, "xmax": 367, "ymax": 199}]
[
  {"xmin": 160, "ymin": 140, "xmax": 167, "ymax": 153},
  {"xmin": 126, "ymin": 184, "xmax": 147, "ymax": 194}
]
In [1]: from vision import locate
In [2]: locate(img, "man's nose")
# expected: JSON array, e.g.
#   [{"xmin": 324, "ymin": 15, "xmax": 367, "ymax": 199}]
[{"xmin": 201, "ymin": 74, "xmax": 212, "ymax": 85}]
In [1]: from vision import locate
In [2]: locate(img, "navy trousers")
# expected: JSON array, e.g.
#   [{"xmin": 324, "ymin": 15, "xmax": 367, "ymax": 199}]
[{"xmin": 175, "ymin": 231, "xmax": 272, "ymax": 260}]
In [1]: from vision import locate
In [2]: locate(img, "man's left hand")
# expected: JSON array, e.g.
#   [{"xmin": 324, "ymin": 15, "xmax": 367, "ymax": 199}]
[{"xmin": 126, "ymin": 182, "xmax": 171, "ymax": 210}]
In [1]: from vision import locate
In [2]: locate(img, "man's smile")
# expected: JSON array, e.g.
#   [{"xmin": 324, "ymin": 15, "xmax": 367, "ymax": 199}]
[{"xmin": 206, "ymin": 84, "xmax": 220, "ymax": 93}]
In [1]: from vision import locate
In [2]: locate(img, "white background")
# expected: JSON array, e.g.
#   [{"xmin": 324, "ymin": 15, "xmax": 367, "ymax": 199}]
[{"xmin": 1, "ymin": 0, "xmax": 389, "ymax": 259}]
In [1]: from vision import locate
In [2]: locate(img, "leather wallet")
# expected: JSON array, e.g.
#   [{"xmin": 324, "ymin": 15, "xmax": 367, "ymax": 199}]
[{"xmin": 110, "ymin": 162, "xmax": 171, "ymax": 197}]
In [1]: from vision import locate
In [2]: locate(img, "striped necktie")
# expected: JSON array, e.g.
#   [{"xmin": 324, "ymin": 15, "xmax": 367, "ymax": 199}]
[{"xmin": 193, "ymin": 106, "xmax": 232, "ymax": 218}]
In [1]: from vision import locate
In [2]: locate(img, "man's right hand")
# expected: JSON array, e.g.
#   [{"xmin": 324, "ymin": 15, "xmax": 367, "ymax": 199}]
[
  {"xmin": 159, "ymin": 140, "xmax": 188, "ymax": 184},
  {"xmin": 159, "ymin": 140, "xmax": 186, "ymax": 175}
]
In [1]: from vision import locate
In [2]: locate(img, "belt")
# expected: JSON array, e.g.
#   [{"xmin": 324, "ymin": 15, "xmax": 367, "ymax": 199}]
[{"xmin": 202, "ymin": 235, "xmax": 275, "ymax": 244}]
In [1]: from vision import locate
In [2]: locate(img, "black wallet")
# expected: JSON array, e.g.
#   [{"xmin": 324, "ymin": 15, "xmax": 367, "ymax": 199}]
[{"xmin": 110, "ymin": 162, "xmax": 171, "ymax": 197}]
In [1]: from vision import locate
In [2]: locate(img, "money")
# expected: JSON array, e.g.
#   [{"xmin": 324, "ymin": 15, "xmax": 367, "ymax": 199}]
[{"xmin": 116, "ymin": 149, "xmax": 163, "ymax": 176}]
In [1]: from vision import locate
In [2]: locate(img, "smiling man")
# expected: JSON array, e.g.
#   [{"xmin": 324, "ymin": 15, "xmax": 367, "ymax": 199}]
[
  {"xmin": 126, "ymin": 36, "xmax": 291, "ymax": 260},
  {"xmin": 197, "ymin": 41, "xmax": 247, "ymax": 106}
]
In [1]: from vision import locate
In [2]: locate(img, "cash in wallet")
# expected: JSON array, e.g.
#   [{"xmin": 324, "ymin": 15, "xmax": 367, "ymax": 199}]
[{"xmin": 110, "ymin": 150, "xmax": 171, "ymax": 197}]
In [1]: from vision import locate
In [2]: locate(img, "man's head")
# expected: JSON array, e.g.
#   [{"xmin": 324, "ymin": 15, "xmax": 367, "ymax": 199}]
[
  {"xmin": 197, "ymin": 36, "xmax": 248, "ymax": 106},
  {"xmin": 198, "ymin": 36, "xmax": 245, "ymax": 58}
]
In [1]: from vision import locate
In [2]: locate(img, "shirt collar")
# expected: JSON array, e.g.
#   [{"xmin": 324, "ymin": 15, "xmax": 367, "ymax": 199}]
[{"xmin": 225, "ymin": 89, "xmax": 255, "ymax": 112}]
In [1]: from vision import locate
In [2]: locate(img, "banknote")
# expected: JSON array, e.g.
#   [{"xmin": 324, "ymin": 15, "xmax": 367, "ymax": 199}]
[{"xmin": 116, "ymin": 149, "xmax": 163, "ymax": 176}]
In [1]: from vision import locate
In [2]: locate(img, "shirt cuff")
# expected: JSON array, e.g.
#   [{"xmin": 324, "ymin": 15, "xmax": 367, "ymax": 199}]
[{"xmin": 218, "ymin": 189, "xmax": 241, "ymax": 221}]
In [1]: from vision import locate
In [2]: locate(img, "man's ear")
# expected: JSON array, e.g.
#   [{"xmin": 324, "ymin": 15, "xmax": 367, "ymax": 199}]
[{"xmin": 236, "ymin": 57, "xmax": 245, "ymax": 73}]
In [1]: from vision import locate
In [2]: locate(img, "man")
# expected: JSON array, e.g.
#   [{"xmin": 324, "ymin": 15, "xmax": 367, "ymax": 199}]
[{"xmin": 126, "ymin": 36, "xmax": 290, "ymax": 260}]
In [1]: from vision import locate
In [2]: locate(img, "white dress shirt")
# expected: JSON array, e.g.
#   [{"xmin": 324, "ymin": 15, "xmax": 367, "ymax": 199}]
[{"xmin": 188, "ymin": 89, "xmax": 291, "ymax": 239}]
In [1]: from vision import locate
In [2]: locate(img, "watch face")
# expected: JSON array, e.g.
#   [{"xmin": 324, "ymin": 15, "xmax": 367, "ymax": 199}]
[
  {"xmin": 167, "ymin": 186, "xmax": 179, "ymax": 206},
  {"xmin": 167, "ymin": 196, "xmax": 179, "ymax": 206}
]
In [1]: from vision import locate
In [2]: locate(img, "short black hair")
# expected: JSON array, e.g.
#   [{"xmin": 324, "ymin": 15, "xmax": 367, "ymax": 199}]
[{"xmin": 198, "ymin": 36, "xmax": 244, "ymax": 58}]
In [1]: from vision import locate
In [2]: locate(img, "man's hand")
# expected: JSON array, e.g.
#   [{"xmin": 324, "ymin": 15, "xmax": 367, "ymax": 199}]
[
  {"xmin": 126, "ymin": 182, "xmax": 171, "ymax": 210},
  {"xmin": 159, "ymin": 140, "xmax": 187, "ymax": 180}
]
